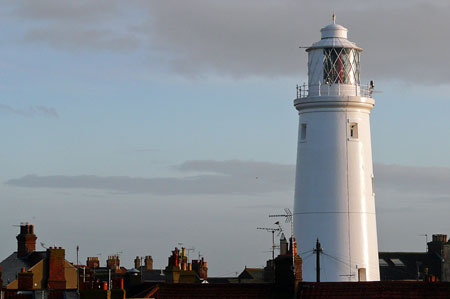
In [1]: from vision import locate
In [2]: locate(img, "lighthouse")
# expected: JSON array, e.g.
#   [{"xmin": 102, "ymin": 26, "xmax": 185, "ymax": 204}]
[{"xmin": 293, "ymin": 15, "xmax": 380, "ymax": 281}]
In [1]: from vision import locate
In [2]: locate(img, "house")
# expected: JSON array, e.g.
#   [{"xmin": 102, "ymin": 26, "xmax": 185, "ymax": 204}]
[
  {"xmin": 0, "ymin": 224, "xmax": 77, "ymax": 291},
  {"xmin": 379, "ymin": 234, "xmax": 450, "ymax": 281}
]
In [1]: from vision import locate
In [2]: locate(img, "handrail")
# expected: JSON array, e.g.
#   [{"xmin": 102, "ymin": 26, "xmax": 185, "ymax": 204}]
[{"xmin": 296, "ymin": 83, "xmax": 373, "ymax": 99}]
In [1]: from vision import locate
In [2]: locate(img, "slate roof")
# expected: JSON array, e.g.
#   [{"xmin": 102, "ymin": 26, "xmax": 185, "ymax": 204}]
[
  {"xmin": 238, "ymin": 268, "xmax": 266, "ymax": 282},
  {"xmin": 379, "ymin": 252, "xmax": 431, "ymax": 281},
  {"xmin": 142, "ymin": 269, "xmax": 165, "ymax": 282},
  {"xmin": 0, "ymin": 251, "xmax": 46, "ymax": 287}
]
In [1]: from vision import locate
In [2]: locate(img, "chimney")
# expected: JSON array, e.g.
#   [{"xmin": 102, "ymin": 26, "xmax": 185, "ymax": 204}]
[
  {"xmin": 427, "ymin": 234, "xmax": 449, "ymax": 254},
  {"xmin": 192, "ymin": 258, "xmax": 208, "ymax": 280},
  {"xmin": 18, "ymin": 268, "xmax": 34, "ymax": 290},
  {"xmin": 16, "ymin": 224, "xmax": 37, "ymax": 258},
  {"xmin": 46, "ymin": 247, "xmax": 66, "ymax": 289},
  {"xmin": 86, "ymin": 257, "xmax": 100, "ymax": 268},
  {"xmin": 289, "ymin": 237, "xmax": 298, "ymax": 256},
  {"xmin": 280, "ymin": 234, "xmax": 288, "ymax": 255},
  {"xmin": 107, "ymin": 255, "xmax": 120, "ymax": 270},
  {"xmin": 134, "ymin": 256, "xmax": 141, "ymax": 270},
  {"xmin": 432, "ymin": 234, "xmax": 448, "ymax": 243},
  {"xmin": 145, "ymin": 256, "xmax": 153, "ymax": 270},
  {"xmin": 168, "ymin": 248, "xmax": 180, "ymax": 268}
]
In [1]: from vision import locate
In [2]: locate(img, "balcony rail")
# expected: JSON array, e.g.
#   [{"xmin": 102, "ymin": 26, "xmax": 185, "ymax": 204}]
[{"xmin": 296, "ymin": 82, "xmax": 374, "ymax": 99}]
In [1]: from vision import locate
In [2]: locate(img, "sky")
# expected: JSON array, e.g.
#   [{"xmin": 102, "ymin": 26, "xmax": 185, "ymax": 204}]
[{"xmin": 1, "ymin": 0, "xmax": 450, "ymax": 276}]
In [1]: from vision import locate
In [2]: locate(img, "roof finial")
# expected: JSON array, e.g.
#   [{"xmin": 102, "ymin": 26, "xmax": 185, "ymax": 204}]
[{"xmin": 332, "ymin": 12, "xmax": 336, "ymax": 24}]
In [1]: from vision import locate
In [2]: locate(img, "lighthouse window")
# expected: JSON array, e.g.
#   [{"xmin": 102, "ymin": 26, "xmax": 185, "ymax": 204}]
[
  {"xmin": 349, "ymin": 123, "xmax": 358, "ymax": 138},
  {"xmin": 323, "ymin": 48, "xmax": 360, "ymax": 85},
  {"xmin": 301, "ymin": 124, "xmax": 307, "ymax": 140}
]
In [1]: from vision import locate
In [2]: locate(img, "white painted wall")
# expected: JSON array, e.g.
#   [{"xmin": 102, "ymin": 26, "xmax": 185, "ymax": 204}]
[{"xmin": 293, "ymin": 20, "xmax": 380, "ymax": 282}]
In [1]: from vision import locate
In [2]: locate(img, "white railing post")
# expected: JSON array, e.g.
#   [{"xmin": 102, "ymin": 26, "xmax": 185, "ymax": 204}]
[{"xmin": 318, "ymin": 81, "xmax": 321, "ymax": 96}]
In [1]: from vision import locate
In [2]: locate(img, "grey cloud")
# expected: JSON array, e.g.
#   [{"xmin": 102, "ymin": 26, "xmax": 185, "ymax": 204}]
[
  {"xmin": 5, "ymin": 160, "xmax": 295, "ymax": 195},
  {"xmin": 138, "ymin": 0, "xmax": 450, "ymax": 82},
  {"xmin": 34, "ymin": 105, "xmax": 59, "ymax": 118},
  {"xmin": 0, "ymin": 104, "xmax": 59, "ymax": 118},
  {"xmin": 9, "ymin": 0, "xmax": 450, "ymax": 82},
  {"xmin": 375, "ymin": 163, "xmax": 450, "ymax": 197},
  {"xmin": 6, "ymin": 161, "xmax": 450, "ymax": 202},
  {"xmin": 23, "ymin": 27, "xmax": 140, "ymax": 52},
  {"xmin": 11, "ymin": 0, "xmax": 140, "ymax": 52},
  {"xmin": 12, "ymin": 0, "xmax": 118, "ymax": 22}
]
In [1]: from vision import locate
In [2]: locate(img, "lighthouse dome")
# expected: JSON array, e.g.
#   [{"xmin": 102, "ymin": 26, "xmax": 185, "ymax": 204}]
[
  {"xmin": 321, "ymin": 23, "xmax": 348, "ymax": 39},
  {"xmin": 307, "ymin": 21, "xmax": 362, "ymax": 51}
]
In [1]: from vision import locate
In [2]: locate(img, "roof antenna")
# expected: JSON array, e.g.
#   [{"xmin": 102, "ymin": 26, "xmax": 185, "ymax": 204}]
[{"xmin": 332, "ymin": 12, "xmax": 336, "ymax": 24}]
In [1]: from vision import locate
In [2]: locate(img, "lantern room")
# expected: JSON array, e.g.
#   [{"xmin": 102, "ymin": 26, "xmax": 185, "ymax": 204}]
[{"xmin": 305, "ymin": 15, "xmax": 364, "ymax": 97}]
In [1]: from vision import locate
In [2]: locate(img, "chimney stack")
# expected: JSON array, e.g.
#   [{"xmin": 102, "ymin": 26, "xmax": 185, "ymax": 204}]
[
  {"xmin": 46, "ymin": 247, "xmax": 66, "ymax": 289},
  {"xmin": 145, "ymin": 256, "xmax": 153, "ymax": 270},
  {"xmin": 18, "ymin": 268, "xmax": 34, "ymax": 290},
  {"xmin": 107, "ymin": 255, "xmax": 120, "ymax": 270},
  {"xmin": 16, "ymin": 224, "xmax": 37, "ymax": 258},
  {"xmin": 192, "ymin": 257, "xmax": 208, "ymax": 280},
  {"xmin": 280, "ymin": 234, "xmax": 288, "ymax": 255},
  {"xmin": 86, "ymin": 257, "xmax": 100, "ymax": 268},
  {"xmin": 134, "ymin": 256, "xmax": 141, "ymax": 270}
]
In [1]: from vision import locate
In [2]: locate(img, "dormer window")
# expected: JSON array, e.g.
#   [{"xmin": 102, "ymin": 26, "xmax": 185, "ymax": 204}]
[{"xmin": 323, "ymin": 48, "xmax": 360, "ymax": 84}]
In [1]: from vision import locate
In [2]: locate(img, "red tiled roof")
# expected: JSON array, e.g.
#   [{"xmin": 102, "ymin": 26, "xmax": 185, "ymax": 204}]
[
  {"xmin": 297, "ymin": 281, "xmax": 450, "ymax": 299},
  {"xmin": 142, "ymin": 283, "xmax": 276, "ymax": 299},
  {"xmin": 134, "ymin": 281, "xmax": 450, "ymax": 299}
]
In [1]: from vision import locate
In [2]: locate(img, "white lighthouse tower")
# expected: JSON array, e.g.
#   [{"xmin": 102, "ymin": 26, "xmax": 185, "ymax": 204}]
[{"xmin": 293, "ymin": 15, "xmax": 380, "ymax": 281}]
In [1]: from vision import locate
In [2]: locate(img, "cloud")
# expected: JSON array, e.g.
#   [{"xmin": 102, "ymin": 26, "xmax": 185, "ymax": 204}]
[
  {"xmin": 140, "ymin": 0, "xmax": 450, "ymax": 82},
  {"xmin": 6, "ymin": 160, "xmax": 450, "ymax": 203},
  {"xmin": 375, "ymin": 163, "xmax": 450, "ymax": 196},
  {"xmin": 22, "ymin": 27, "xmax": 140, "ymax": 52},
  {"xmin": 12, "ymin": 0, "xmax": 117, "ymax": 22},
  {"xmin": 0, "ymin": 104, "xmax": 59, "ymax": 118},
  {"xmin": 5, "ymin": 160, "xmax": 295, "ymax": 195},
  {"xmin": 7, "ymin": 0, "xmax": 450, "ymax": 82},
  {"xmin": 11, "ymin": 0, "xmax": 141, "ymax": 53}
]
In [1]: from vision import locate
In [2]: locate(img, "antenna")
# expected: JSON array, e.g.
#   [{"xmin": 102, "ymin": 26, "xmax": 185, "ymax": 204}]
[
  {"xmin": 269, "ymin": 208, "xmax": 295, "ymax": 274},
  {"xmin": 40, "ymin": 242, "xmax": 48, "ymax": 249},
  {"xmin": 257, "ymin": 226, "xmax": 282, "ymax": 260},
  {"xmin": 12, "ymin": 222, "xmax": 29, "ymax": 227},
  {"xmin": 186, "ymin": 247, "xmax": 195, "ymax": 260},
  {"xmin": 112, "ymin": 251, "xmax": 123, "ymax": 259},
  {"xmin": 419, "ymin": 234, "xmax": 429, "ymax": 251}
]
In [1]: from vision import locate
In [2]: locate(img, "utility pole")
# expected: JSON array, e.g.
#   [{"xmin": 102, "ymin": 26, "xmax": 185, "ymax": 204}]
[
  {"xmin": 313, "ymin": 238, "xmax": 323, "ymax": 282},
  {"xmin": 108, "ymin": 269, "xmax": 111, "ymax": 290}
]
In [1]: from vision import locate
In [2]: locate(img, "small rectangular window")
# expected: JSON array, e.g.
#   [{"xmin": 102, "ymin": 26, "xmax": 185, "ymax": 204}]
[
  {"xmin": 301, "ymin": 124, "xmax": 307, "ymax": 140},
  {"xmin": 349, "ymin": 122, "xmax": 358, "ymax": 138}
]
